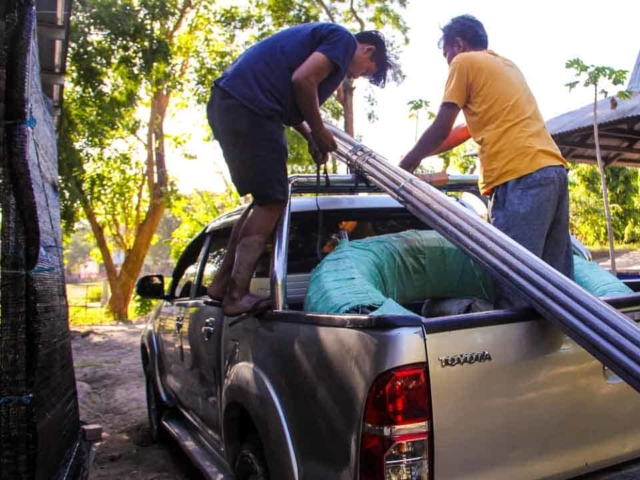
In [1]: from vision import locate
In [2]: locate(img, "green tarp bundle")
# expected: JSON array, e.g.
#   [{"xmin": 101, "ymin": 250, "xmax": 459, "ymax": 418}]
[{"xmin": 304, "ymin": 230, "xmax": 632, "ymax": 316}]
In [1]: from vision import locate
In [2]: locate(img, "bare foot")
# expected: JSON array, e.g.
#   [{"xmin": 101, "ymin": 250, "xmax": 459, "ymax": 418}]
[
  {"xmin": 207, "ymin": 276, "xmax": 228, "ymax": 301},
  {"xmin": 223, "ymin": 294, "xmax": 271, "ymax": 317}
]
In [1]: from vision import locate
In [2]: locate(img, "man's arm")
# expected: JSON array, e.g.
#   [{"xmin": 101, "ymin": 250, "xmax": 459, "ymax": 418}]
[
  {"xmin": 292, "ymin": 52, "xmax": 337, "ymax": 153},
  {"xmin": 293, "ymin": 122, "xmax": 328, "ymax": 165},
  {"xmin": 293, "ymin": 122, "xmax": 312, "ymax": 141},
  {"xmin": 399, "ymin": 103, "xmax": 461, "ymax": 173},
  {"xmin": 431, "ymin": 124, "xmax": 470, "ymax": 156}
]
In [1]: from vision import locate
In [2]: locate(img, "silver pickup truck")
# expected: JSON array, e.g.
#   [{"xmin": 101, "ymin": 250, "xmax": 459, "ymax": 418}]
[{"xmin": 138, "ymin": 174, "xmax": 640, "ymax": 480}]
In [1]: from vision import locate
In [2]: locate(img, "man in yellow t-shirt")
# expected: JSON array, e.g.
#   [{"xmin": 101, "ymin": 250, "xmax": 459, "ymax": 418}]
[{"xmin": 400, "ymin": 15, "xmax": 573, "ymax": 308}]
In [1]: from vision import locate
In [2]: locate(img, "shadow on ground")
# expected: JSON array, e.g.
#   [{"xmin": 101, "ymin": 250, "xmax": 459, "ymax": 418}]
[{"xmin": 72, "ymin": 324, "xmax": 204, "ymax": 479}]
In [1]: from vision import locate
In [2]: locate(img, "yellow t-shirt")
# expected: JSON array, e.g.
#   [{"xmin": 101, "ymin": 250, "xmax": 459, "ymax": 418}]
[{"xmin": 443, "ymin": 50, "xmax": 567, "ymax": 194}]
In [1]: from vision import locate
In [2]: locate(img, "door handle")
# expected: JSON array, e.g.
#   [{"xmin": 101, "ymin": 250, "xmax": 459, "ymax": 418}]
[
  {"xmin": 175, "ymin": 315, "xmax": 184, "ymax": 333},
  {"xmin": 202, "ymin": 318, "xmax": 216, "ymax": 341}
]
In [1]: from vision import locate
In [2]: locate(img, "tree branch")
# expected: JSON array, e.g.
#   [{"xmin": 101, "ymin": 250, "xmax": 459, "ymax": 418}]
[
  {"xmin": 350, "ymin": 0, "xmax": 365, "ymax": 31},
  {"xmin": 74, "ymin": 179, "xmax": 118, "ymax": 289},
  {"xmin": 146, "ymin": 102, "xmax": 156, "ymax": 195},
  {"xmin": 169, "ymin": 0, "xmax": 193, "ymax": 41},
  {"xmin": 110, "ymin": 210, "xmax": 128, "ymax": 252},
  {"xmin": 134, "ymin": 132, "xmax": 148, "ymax": 149},
  {"xmin": 134, "ymin": 169, "xmax": 146, "ymax": 236},
  {"xmin": 315, "ymin": 0, "xmax": 337, "ymax": 23},
  {"xmin": 152, "ymin": 91, "xmax": 170, "ymax": 194}
]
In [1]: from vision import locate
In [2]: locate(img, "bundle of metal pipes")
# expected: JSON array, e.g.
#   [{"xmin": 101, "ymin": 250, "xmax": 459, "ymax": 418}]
[{"xmin": 325, "ymin": 124, "xmax": 640, "ymax": 394}]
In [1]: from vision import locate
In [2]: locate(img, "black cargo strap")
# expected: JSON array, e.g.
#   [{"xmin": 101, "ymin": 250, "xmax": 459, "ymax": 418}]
[
  {"xmin": 315, "ymin": 163, "xmax": 330, "ymax": 261},
  {"xmin": 316, "ymin": 163, "xmax": 330, "ymax": 189}
]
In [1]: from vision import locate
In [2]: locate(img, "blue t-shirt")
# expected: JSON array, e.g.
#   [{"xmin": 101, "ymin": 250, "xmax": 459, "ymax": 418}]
[{"xmin": 215, "ymin": 23, "xmax": 357, "ymax": 126}]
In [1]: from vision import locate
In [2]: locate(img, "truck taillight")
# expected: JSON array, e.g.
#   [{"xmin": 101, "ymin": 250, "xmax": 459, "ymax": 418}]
[{"xmin": 360, "ymin": 364, "xmax": 431, "ymax": 480}]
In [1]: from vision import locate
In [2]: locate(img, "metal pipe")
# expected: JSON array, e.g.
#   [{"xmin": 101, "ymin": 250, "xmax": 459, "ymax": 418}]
[
  {"xmin": 326, "ymin": 124, "xmax": 640, "ymax": 393},
  {"xmin": 368, "ymin": 156, "xmax": 640, "ymax": 349},
  {"xmin": 366, "ymin": 162, "xmax": 640, "ymax": 360}
]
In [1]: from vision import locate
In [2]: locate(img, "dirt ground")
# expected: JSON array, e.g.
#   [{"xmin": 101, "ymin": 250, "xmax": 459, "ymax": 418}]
[{"xmin": 72, "ymin": 323, "xmax": 204, "ymax": 479}]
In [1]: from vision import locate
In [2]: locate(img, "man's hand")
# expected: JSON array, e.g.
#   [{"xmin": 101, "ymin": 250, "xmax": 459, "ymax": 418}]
[
  {"xmin": 311, "ymin": 126, "xmax": 337, "ymax": 154},
  {"xmin": 399, "ymin": 152, "xmax": 420, "ymax": 173},
  {"xmin": 415, "ymin": 171, "xmax": 449, "ymax": 187},
  {"xmin": 308, "ymin": 138, "xmax": 329, "ymax": 165},
  {"xmin": 400, "ymin": 102, "xmax": 461, "ymax": 173}
]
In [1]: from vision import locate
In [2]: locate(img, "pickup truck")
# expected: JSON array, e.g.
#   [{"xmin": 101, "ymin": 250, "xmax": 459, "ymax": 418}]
[{"xmin": 137, "ymin": 174, "xmax": 640, "ymax": 480}]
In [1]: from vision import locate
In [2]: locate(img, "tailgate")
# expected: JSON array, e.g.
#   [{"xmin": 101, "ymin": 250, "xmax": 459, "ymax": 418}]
[{"xmin": 425, "ymin": 305, "xmax": 640, "ymax": 480}]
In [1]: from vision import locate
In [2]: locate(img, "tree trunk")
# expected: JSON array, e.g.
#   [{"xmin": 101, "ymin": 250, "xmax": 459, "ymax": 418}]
[
  {"xmin": 592, "ymin": 86, "xmax": 617, "ymax": 275},
  {"xmin": 336, "ymin": 78, "xmax": 355, "ymax": 174},
  {"xmin": 75, "ymin": 186, "xmax": 124, "ymax": 318},
  {"xmin": 342, "ymin": 78, "xmax": 355, "ymax": 136},
  {"xmin": 104, "ymin": 90, "xmax": 170, "ymax": 320},
  {"xmin": 107, "ymin": 199, "xmax": 166, "ymax": 319}
]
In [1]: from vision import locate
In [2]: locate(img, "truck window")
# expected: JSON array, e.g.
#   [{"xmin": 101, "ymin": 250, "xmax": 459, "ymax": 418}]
[
  {"xmin": 175, "ymin": 266, "xmax": 198, "ymax": 299},
  {"xmin": 198, "ymin": 229, "xmax": 231, "ymax": 297},
  {"xmin": 169, "ymin": 229, "xmax": 207, "ymax": 298},
  {"xmin": 287, "ymin": 209, "xmax": 429, "ymax": 274}
]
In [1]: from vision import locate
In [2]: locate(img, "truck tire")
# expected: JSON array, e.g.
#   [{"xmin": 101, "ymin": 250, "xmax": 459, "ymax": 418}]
[
  {"xmin": 234, "ymin": 434, "xmax": 270, "ymax": 480},
  {"xmin": 145, "ymin": 371, "xmax": 168, "ymax": 442}
]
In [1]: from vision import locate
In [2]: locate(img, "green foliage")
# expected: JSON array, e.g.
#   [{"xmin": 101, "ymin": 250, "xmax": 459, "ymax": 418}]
[
  {"xmin": 63, "ymin": 221, "xmax": 93, "ymax": 272},
  {"xmin": 61, "ymin": 0, "xmax": 237, "ymax": 217},
  {"xmin": 86, "ymin": 286, "xmax": 103, "ymax": 303},
  {"xmin": 169, "ymin": 189, "xmax": 241, "ymax": 262},
  {"xmin": 68, "ymin": 306, "xmax": 109, "ymax": 326},
  {"xmin": 569, "ymin": 164, "xmax": 640, "ymax": 245},
  {"xmin": 407, "ymin": 98, "xmax": 432, "ymax": 116},
  {"xmin": 442, "ymin": 147, "xmax": 478, "ymax": 174},
  {"xmin": 61, "ymin": 0, "xmax": 411, "ymax": 318},
  {"xmin": 222, "ymin": 0, "xmax": 409, "ymax": 131},
  {"xmin": 286, "ymin": 129, "xmax": 318, "ymax": 174},
  {"xmin": 145, "ymin": 211, "xmax": 181, "ymax": 273},
  {"xmin": 565, "ymin": 58, "xmax": 631, "ymax": 99},
  {"xmin": 564, "ymin": 57, "xmax": 634, "ymax": 265},
  {"xmin": 132, "ymin": 293, "xmax": 155, "ymax": 317},
  {"xmin": 232, "ymin": 0, "xmax": 409, "ymax": 41},
  {"xmin": 61, "ymin": 0, "xmax": 245, "ymax": 318},
  {"xmin": 406, "ymin": 97, "xmax": 478, "ymax": 173}
]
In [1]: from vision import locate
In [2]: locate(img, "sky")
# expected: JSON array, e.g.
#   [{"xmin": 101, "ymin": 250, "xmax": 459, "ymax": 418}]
[{"xmin": 167, "ymin": 0, "xmax": 640, "ymax": 193}]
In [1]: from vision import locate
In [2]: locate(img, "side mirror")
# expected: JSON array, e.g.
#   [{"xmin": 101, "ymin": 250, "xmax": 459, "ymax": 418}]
[{"xmin": 136, "ymin": 275, "xmax": 165, "ymax": 299}]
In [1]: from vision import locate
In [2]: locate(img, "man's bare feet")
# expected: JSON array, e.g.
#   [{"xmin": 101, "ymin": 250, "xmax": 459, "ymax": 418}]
[
  {"xmin": 222, "ymin": 294, "xmax": 271, "ymax": 317},
  {"xmin": 206, "ymin": 281, "xmax": 226, "ymax": 302}
]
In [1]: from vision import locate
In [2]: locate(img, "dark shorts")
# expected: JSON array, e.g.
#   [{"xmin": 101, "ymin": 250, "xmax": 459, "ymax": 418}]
[{"xmin": 207, "ymin": 86, "xmax": 288, "ymax": 205}]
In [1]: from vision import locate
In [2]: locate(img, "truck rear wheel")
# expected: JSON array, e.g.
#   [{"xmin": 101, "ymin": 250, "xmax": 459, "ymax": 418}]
[{"xmin": 234, "ymin": 434, "xmax": 269, "ymax": 480}]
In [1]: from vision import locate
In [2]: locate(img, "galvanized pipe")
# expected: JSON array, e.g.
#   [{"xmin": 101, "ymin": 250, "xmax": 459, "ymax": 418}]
[
  {"xmin": 369, "ymin": 157, "xmax": 640, "ymax": 350},
  {"xmin": 366, "ymin": 161, "xmax": 640, "ymax": 366},
  {"xmin": 326, "ymin": 124, "xmax": 640, "ymax": 393}
]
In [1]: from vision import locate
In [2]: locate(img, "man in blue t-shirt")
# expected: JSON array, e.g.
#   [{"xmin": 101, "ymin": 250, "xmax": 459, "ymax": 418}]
[{"xmin": 207, "ymin": 23, "xmax": 394, "ymax": 316}]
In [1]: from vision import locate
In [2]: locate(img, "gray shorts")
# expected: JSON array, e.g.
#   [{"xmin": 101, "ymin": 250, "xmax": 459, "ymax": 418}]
[{"xmin": 489, "ymin": 165, "xmax": 574, "ymax": 309}]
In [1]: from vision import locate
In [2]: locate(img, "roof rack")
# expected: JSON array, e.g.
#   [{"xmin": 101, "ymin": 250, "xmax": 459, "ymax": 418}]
[{"xmin": 288, "ymin": 173, "xmax": 480, "ymax": 195}]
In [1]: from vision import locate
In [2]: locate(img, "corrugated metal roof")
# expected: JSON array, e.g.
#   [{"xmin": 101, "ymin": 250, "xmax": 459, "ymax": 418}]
[
  {"xmin": 546, "ymin": 92, "xmax": 640, "ymax": 137},
  {"xmin": 629, "ymin": 50, "xmax": 640, "ymax": 92},
  {"xmin": 36, "ymin": 0, "xmax": 72, "ymax": 128}
]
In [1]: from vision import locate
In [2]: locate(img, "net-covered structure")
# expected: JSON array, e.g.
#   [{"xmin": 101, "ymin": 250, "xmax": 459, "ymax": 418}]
[{"xmin": 1, "ymin": 0, "xmax": 85, "ymax": 478}]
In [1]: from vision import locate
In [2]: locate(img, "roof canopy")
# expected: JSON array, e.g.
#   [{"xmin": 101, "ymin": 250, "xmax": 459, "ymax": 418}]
[{"xmin": 36, "ymin": 0, "xmax": 72, "ymax": 127}]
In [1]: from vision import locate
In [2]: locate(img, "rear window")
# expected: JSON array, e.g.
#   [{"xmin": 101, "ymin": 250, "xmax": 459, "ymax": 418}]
[{"xmin": 287, "ymin": 208, "xmax": 429, "ymax": 274}]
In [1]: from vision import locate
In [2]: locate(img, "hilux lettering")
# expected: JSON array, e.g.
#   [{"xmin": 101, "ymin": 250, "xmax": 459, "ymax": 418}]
[{"xmin": 438, "ymin": 351, "xmax": 492, "ymax": 368}]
